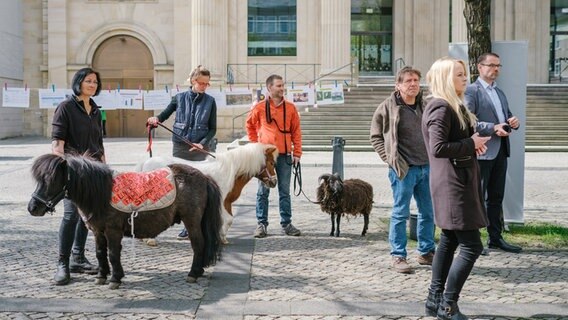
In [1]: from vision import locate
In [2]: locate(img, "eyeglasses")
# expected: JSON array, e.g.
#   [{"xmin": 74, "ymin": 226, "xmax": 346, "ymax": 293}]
[
  {"xmin": 195, "ymin": 81, "xmax": 210, "ymax": 87},
  {"xmin": 480, "ymin": 63, "xmax": 502, "ymax": 68}
]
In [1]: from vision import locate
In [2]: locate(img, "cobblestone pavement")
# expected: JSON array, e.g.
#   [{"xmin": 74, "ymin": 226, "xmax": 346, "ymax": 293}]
[{"xmin": 0, "ymin": 137, "xmax": 567, "ymax": 319}]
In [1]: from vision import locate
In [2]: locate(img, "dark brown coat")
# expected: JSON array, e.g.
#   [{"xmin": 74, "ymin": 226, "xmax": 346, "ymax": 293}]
[{"xmin": 422, "ymin": 98, "xmax": 488, "ymax": 230}]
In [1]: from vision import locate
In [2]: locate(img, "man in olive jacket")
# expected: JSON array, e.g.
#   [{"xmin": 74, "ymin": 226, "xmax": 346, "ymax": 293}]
[{"xmin": 370, "ymin": 66, "xmax": 435, "ymax": 274}]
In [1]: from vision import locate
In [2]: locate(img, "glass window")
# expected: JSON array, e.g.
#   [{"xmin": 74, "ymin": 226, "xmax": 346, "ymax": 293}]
[
  {"xmin": 248, "ymin": 0, "xmax": 296, "ymax": 56},
  {"xmin": 248, "ymin": 16, "xmax": 254, "ymax": 33},
  {"xmin": 351, "ymin": 0, "xmax": 393, "ymax": 75}
]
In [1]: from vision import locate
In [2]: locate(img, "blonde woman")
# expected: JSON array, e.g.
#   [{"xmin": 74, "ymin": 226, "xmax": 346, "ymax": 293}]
[
  {"xmin": 421, "ymin": 57, "xmax": 490, "ymax": 320},
  {"xmin": 147, "ymin": 65, "xmax": 217, "ymax": 241}
]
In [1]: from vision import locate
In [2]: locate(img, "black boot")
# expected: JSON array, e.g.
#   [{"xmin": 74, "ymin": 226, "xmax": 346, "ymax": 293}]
[
  {"xmin": 70, "ymin": 251, "xmax": 98, "ymax": 275},
  {"xmin": 425, "ymin": 290, "xmax": 442, "ymax": 316},
  {"xmin": 437, "ymin": 300, "xmax": 468, "ymax": 320},
  {"xmin": 54, "ymin": 256, "xmax": 70, "ymax": 285}
]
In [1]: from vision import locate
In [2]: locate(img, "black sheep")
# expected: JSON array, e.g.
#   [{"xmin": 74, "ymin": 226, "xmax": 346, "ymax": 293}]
[{"xmin": 316, "ymin": 173, "xmax": 374, "ymax": 237}]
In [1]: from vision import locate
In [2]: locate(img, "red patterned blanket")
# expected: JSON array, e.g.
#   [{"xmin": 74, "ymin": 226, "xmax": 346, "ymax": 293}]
[{"xmin": 110, "ymin": 168, "xmax": 176, "ymax": 212}]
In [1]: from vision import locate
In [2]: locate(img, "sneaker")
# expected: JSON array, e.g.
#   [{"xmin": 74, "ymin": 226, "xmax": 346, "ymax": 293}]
[
  {"xmin": 392, "ymin": 256, "xmax": 413, "ymax": 274},
  {"xmin": 282, "ymin": 223, "xmax": 301, "ymax": 236},
  {"xmin": 254, "ymin": 224, "xmax": 267, "ymax": 238},
  {"xmin": 417, "ymin": 251, "xmax": 435, "ymax": 265},
  {"xmin": 177, "ymin": 228, "xmax": 189, "ymax": 240}
]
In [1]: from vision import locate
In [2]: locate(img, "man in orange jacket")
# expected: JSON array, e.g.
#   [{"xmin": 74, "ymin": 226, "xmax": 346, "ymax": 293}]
[{"xmin": 246, "ymin": 74, "xmax": 303, "ymax": 238}]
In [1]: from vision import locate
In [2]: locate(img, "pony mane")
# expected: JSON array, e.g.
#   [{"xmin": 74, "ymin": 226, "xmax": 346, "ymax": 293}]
[
  {"xmin": 217, "ymin": 143, "xmax": 278, "ymax": 177},
  {"xmin": 64, "ymin": 155, "xmax": 114, "ymax": 219},
  {"xmin": 31, "ymin": 153, "xmax": 66, "ymax": 184}
]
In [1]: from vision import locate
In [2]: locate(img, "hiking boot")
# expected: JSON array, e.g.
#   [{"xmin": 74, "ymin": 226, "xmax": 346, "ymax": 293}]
[
  {"xmin": 437, "ymin": 300, "xmax": 469, "ymax": 320},
  {"xmin": 391, "ymin": 256, "xmax": 413, "ymax": 274},
  {"xmin": 282, "ymin": 223, "xmax": 301, "ymax": 236},
  {"xmin": 417, "ymin": 251, "xmax": 435, "ymax": 265},
  {"xmin": 54, "ymin": 256, "xmax": 70, "ymax": 285},
  {"xmin": 70, "ymin": 252, "xmax": 98, "ymax": 275},
  {"xmin": 177, "ymin": 228, "xmax": 189, "ymax": 240},
  {"xmin": 254, "ymin": 224, "xmax": 267, "ymax": 238},
  {"xmin": 425, "ymin": 290, "xmax": 443, "ymax": 316}
]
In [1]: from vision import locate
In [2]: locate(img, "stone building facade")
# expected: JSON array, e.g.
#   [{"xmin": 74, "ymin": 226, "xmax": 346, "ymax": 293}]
[{"xmin": 0, "ymin": 0, "xmax": 558, "ymax": 140}]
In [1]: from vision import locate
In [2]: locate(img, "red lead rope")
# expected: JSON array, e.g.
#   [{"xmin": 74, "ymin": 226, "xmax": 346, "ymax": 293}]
[
  {"xmin": 146, "ymin": 124, "xmax": 154, "ymax": 158},
  {"xmin": 145, "ymin": 122, "xmax": 216, "ymax": 159}
]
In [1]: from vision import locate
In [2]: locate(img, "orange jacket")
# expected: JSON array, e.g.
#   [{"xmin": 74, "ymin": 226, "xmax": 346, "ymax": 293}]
[{"xmin": 246, "ymin": 98, "xmax": 302, "ymax": 158}]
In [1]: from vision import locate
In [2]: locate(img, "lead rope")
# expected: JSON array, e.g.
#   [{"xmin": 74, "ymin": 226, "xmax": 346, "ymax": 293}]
[
  {"xmin": 128, "ymin": 211, "xmax": 139, "ymax": 262},
  {"xmin": 293, "ymin": 162, "xmax": 320, "ymax": 204},
  {"xmin": 148, "ymin": 122, "xmax": 216, "ymax": 158}
]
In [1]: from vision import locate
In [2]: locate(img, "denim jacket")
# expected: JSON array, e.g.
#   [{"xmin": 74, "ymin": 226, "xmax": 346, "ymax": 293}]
[{"xmin": 157, "ymin": 90, "xmax": 217, "ymax": 146}]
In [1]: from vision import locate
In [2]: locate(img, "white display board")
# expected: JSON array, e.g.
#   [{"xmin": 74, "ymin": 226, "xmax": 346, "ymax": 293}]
[
  {"xmin": 316, "ymin": 84, "xmax": 344, "ymax": 105},
  {"xmin": 38, "ymin": 89, "xmax": 73, "ymax": 109},
  {"xmin": 143, "ymin": 90, "xmax": 172, "ymax": 110},
  {"xmin": 2, "ymin": 87, "xmax": 30, "ymax": 108}
]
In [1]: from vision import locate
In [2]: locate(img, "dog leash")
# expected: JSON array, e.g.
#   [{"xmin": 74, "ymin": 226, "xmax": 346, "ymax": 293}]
[
  {"xmin": 146, "ymin": 122, "xmax": 216, "ymax": 159},
  {"xmin": 293, "ymin": 162, "xmax": 320, "ymax": 204}
]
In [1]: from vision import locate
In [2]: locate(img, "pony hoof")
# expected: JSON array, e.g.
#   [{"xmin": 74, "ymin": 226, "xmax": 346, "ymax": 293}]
[
  {"xmin": 95, "ymin": 278, "xmax": 107, "ymax": 285},
  {"xmin": 221, "ymin": 238, "xmax": 229, "ymax": 245},
  {"xmin": 186, "ymin": 276, "xmax": 198, "ymax": 283},
  {"xmin": 145, "ymin": 238, "xmax": 158, "ymax": 247},
  {"xmin": 108, "ymin": 282, "xmax": 121, "ymax": 290}
]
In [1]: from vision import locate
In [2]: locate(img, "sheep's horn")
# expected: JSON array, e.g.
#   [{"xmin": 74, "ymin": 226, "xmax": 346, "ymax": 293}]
[
  {"xmin": 318, "ymin": 173, "xmax": 332, "ymax": 184},
  {"xmin": 332, "ymin": 172, "xmax": 342, "ymax": 181}
]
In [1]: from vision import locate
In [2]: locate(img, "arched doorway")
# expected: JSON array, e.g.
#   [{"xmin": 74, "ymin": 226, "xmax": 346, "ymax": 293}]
[{"xmin": 92, "ymin": 35, "xmax": 154, "ymax": 137}]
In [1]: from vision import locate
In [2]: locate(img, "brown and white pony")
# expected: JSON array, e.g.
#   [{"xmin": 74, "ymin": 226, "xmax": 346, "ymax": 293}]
[{"xmin": 136, "ymin": 142, "xmax": 278, "ymax": 244}]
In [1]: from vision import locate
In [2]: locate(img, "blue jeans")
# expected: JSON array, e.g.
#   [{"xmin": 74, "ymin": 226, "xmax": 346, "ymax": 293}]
[
  {"xmin": 256, "ymin": 154, "xmax": 292, "ymax": 227},
  {"xmin": 388, "ymin": 165, "xmax": 435, "ymax": 258}
]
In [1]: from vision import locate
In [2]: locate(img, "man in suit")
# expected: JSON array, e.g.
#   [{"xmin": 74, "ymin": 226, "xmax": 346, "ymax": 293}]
[{"xmin": 465, "ymin": 52, "xmax": 522, "ymax": 254}]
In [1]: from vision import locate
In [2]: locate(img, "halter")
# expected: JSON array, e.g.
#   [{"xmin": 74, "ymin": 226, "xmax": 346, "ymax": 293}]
[
  {"xmin": 256, "ymin": 165, "xmax": 277, "ymax": 186},
  {"xmin": 31, "ymin": 186, "xmax": 67, "ymax": 213},
  {"xmin": 31, "ymin": 164, "xmax": 70, "ymax": 213}
]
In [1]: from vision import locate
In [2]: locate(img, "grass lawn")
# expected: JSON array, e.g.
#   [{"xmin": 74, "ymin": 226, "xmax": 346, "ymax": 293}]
[{"xmin": 379, "ymin": 218, "xmax": 568, "ymax": 250}]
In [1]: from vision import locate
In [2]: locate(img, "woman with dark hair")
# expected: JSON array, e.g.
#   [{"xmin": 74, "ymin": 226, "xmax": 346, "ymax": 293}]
[
  {"xmin": 147, "ymin": 65, "xmax": 217, "ymax": 241},
  {"xmin": 422, "ymin": 57, "xmax": 490, "ymax": 319},
  {"xmin": 51, "ymin": 67, "xmax": 105, "ymax": 285}
]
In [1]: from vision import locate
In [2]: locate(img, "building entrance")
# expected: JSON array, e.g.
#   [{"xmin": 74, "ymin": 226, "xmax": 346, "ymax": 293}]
[
  {"xmin": 350, "ymin": 0, "xmax": 393, "ymax": 76},
  {"xmin": 92, "ymin": 35, "xmax": 154, "ymax": 137}
]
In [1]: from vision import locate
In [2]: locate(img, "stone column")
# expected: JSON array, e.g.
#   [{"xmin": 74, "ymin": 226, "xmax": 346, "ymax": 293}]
[
  {"xmin": 319, "ymin": 0, "xmax": 351, "ymax": 80},
  {"xmin": 173, "ymin": 0, "xmax": 191, "ymax": 85},
  {"xmin": 47, "ymin": 0, "xmax": 67, "ymax": 87},
  {"xmin": 191, "ymin": 0, "xmax": 228, "ymax": 83},
  {"xmin": 46, "ymin": 0, "xmax": 67, "ymax": 137},
  {"xmin": 451, "ymin": 0, "xmax": 467, "ymax": 43}
]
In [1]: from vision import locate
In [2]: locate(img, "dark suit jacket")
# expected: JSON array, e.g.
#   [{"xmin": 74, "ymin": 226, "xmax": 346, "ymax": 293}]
[
  {"xmin": 464, "ymin": 79, "xmax": 514, "ymax": 160},
  {"xmin": 422, "ymin": 98, "xmax": 488, "ymax": 230}
]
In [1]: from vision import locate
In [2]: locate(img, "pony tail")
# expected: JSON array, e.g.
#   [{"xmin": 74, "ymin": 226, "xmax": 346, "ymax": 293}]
[
  {"xmin": 200, "ymin": 177, "xmax": 223, "ymax": 267},
  {"xmin": 188, "ymin": 65, "xmax": 211, "ymax": 82}
]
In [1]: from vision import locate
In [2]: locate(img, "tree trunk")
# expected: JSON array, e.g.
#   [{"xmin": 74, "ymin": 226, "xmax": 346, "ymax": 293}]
[{"xmin": 464, "ymin": 0, "xmax": 491, "ymax": 82}]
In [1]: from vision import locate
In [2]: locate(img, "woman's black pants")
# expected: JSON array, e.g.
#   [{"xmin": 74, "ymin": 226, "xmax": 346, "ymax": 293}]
[{"xmin": 429, "ymin": 229, "xmax": 483, "ymax": 303}]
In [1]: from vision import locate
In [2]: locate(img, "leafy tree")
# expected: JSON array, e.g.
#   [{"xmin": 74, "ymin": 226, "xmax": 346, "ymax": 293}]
[{"xmin": 464, "ymin": 0, "xmax": 491, "ymax": 82}]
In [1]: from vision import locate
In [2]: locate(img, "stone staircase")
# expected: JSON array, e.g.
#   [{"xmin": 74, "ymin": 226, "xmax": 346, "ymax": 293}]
[
  {"xmin": 525, "ymin": 85, "xmax": 568, "ymax": 150},
  {"xmin": 300, "ymin": 84, "xmax": 568, "ymax": 152}
]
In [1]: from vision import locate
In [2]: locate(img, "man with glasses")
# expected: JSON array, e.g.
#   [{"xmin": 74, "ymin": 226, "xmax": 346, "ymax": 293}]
[
  {"xmin": 465, "ymin": 52, "xmax": 522, "ymax": 254},
  {"xmin": 370, "ymin": 66, "xmax": 435, "ymax": 273}
]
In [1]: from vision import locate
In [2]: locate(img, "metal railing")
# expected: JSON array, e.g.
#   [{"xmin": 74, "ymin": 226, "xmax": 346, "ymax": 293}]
[
  {"xmin": 394, "ymin": 57, "xmax": 406, "ymax": 75},
  {"xmin": 229, "ymin": 62, "xmax": 354, "ymax": 138},
  {"xmin": 227, "ymin": 63, "xmax": 320, "ymax": 85}
]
